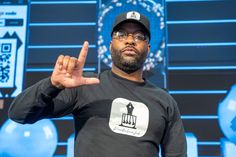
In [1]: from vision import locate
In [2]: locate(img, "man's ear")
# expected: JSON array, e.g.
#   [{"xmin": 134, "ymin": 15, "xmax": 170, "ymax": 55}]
[
  {"xmin": 109, "ymin": 41, "xmax": 112, "ymax": 51},
  {"xmin": 147, "ymin": 44, "xmax": 151, "ymax": 54}
]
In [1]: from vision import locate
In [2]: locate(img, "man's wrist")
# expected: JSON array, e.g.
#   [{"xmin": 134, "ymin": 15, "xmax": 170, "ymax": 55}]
[{"xmin": 50, "ymin": 78, "xmax": 65, "ymax": 89}]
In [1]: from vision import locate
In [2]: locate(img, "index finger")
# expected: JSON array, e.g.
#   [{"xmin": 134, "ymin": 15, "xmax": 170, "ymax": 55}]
[{"xmin": 78, "ymin": 41, "xmax": 89, "ymax": 67}]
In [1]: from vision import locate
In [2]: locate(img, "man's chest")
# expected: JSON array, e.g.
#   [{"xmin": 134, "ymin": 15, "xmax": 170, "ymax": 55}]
[{"xmin": 74, "ymin": 92, "xmax": 167, "ymax": 142}]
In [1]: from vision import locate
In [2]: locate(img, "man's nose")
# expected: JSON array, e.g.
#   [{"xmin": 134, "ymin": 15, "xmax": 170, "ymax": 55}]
[{"xmin": 126, "ymin": 34, "xmax": 135, "ymax": 44}]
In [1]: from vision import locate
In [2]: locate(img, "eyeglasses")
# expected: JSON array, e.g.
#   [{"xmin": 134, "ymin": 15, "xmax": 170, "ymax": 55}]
[{"xmin": 112, "ymin": 30, "xmax": 148, "ymax": 43}]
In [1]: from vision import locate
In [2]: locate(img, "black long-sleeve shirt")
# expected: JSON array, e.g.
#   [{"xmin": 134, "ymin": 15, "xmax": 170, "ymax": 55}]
[{"xmin": 9, "ymin": 70, "xmax": 187, "ymax": 157}]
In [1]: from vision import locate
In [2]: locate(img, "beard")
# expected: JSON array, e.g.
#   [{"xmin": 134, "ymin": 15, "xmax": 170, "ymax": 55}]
[{"xmin": 110, "ymin": 44, "xmax": 148, "ymax": 74}]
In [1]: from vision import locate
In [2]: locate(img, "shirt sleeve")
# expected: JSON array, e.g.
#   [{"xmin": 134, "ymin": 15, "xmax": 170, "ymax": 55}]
[
  {"xmin": 8, "ymin": 77, "xmax": 78, "ymax": 124},
  {"xmin": 160, "ymin": 97, "xmax": 187, "ymax": 157}
]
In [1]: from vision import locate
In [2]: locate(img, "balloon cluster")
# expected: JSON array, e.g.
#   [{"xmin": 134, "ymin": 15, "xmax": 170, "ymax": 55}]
[
  {"xmin": 218, "ymin": 84, "xmax": 236, "ymax": 144},
  {"xmin": 0, "ymin": 119, "xmax": 58, "ymax": 157}
]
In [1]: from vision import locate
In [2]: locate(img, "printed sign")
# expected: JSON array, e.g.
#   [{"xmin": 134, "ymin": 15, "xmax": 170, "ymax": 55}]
[{"xmin": 0, "ymin": 3, "xmax": 28, "ymax": 98}]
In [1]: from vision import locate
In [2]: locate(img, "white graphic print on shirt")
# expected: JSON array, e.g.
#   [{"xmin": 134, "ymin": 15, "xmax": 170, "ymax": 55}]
[{"xmin": 109, "ymin": 98, "xmax": 149, "ymax": 137}]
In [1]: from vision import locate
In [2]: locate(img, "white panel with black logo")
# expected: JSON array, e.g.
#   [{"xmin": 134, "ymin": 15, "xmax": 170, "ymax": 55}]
[{"xmin": 109, "ymin": 98, "xmax": 149, "ymax": 137}]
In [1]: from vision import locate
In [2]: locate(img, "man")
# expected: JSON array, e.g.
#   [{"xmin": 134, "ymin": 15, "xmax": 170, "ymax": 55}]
[{"xmin": 9, "ymin": 11, "xmax": 187, "ymax": 157}]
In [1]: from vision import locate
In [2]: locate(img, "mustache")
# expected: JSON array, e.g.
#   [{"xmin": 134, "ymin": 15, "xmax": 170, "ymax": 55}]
[{"xmin": 121, "ymin": 46, "xmax": 138, "ymax": 53}]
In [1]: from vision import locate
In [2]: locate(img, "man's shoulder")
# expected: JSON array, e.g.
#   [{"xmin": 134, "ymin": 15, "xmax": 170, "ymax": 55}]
[
  {"xmin": 144, "ymin": 80, "xmax": 177, "ymax": 105},
  {"xmin": 145, "ymin": 80, "xmax": 168, "ymax": 93}
]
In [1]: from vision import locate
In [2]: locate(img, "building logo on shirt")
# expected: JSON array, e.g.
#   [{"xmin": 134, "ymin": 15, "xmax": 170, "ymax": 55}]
[
  {"xmin": 120, "ymin": 102, "xmax": 137, "ymax": 129},
  {"xmin": 109, "ymin": 98, "xmax": 149, "ymax": 137}
]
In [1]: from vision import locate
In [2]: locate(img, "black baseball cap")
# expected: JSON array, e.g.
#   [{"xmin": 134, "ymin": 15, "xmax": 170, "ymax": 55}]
[{"xmin": 111, "ymin": 11, "xmax": 151, "ymax": 40}]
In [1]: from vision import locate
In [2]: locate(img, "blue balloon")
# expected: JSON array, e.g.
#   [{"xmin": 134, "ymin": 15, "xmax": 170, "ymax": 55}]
[
  {"xmin": 218, "ymin": 84, "xmax": 236, "ymax": 144},
  {"xmin": 66, "ymin": 133, "xmax": 75, "ymax": 157},
  {"xmin": 0, "ymin": 119, "xmax": 58, "ymax": 157}
]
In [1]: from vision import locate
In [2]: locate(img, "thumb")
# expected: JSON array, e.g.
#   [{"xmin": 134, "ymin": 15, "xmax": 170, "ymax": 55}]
[{"xmin": 80, "ymin": 77, "xmax": 100, "ymax": 85}]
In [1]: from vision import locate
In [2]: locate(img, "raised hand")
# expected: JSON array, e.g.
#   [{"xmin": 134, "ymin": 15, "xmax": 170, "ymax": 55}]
[{"xmin": 51, "ymin": 41, "xmax": 100, "ymax": 89}]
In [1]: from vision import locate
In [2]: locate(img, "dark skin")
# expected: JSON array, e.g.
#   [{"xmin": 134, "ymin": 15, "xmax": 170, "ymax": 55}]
[
  {"xmin": 50, "ymin": 41, "xmax": 100, "ymax": 89},
  {"xmin": 51, "ymin": 22, "xmax": 150, "ymax": 88},
  {"xmin": 110, "ymin": 22, "xmax": 150, "ymax": 82}
]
